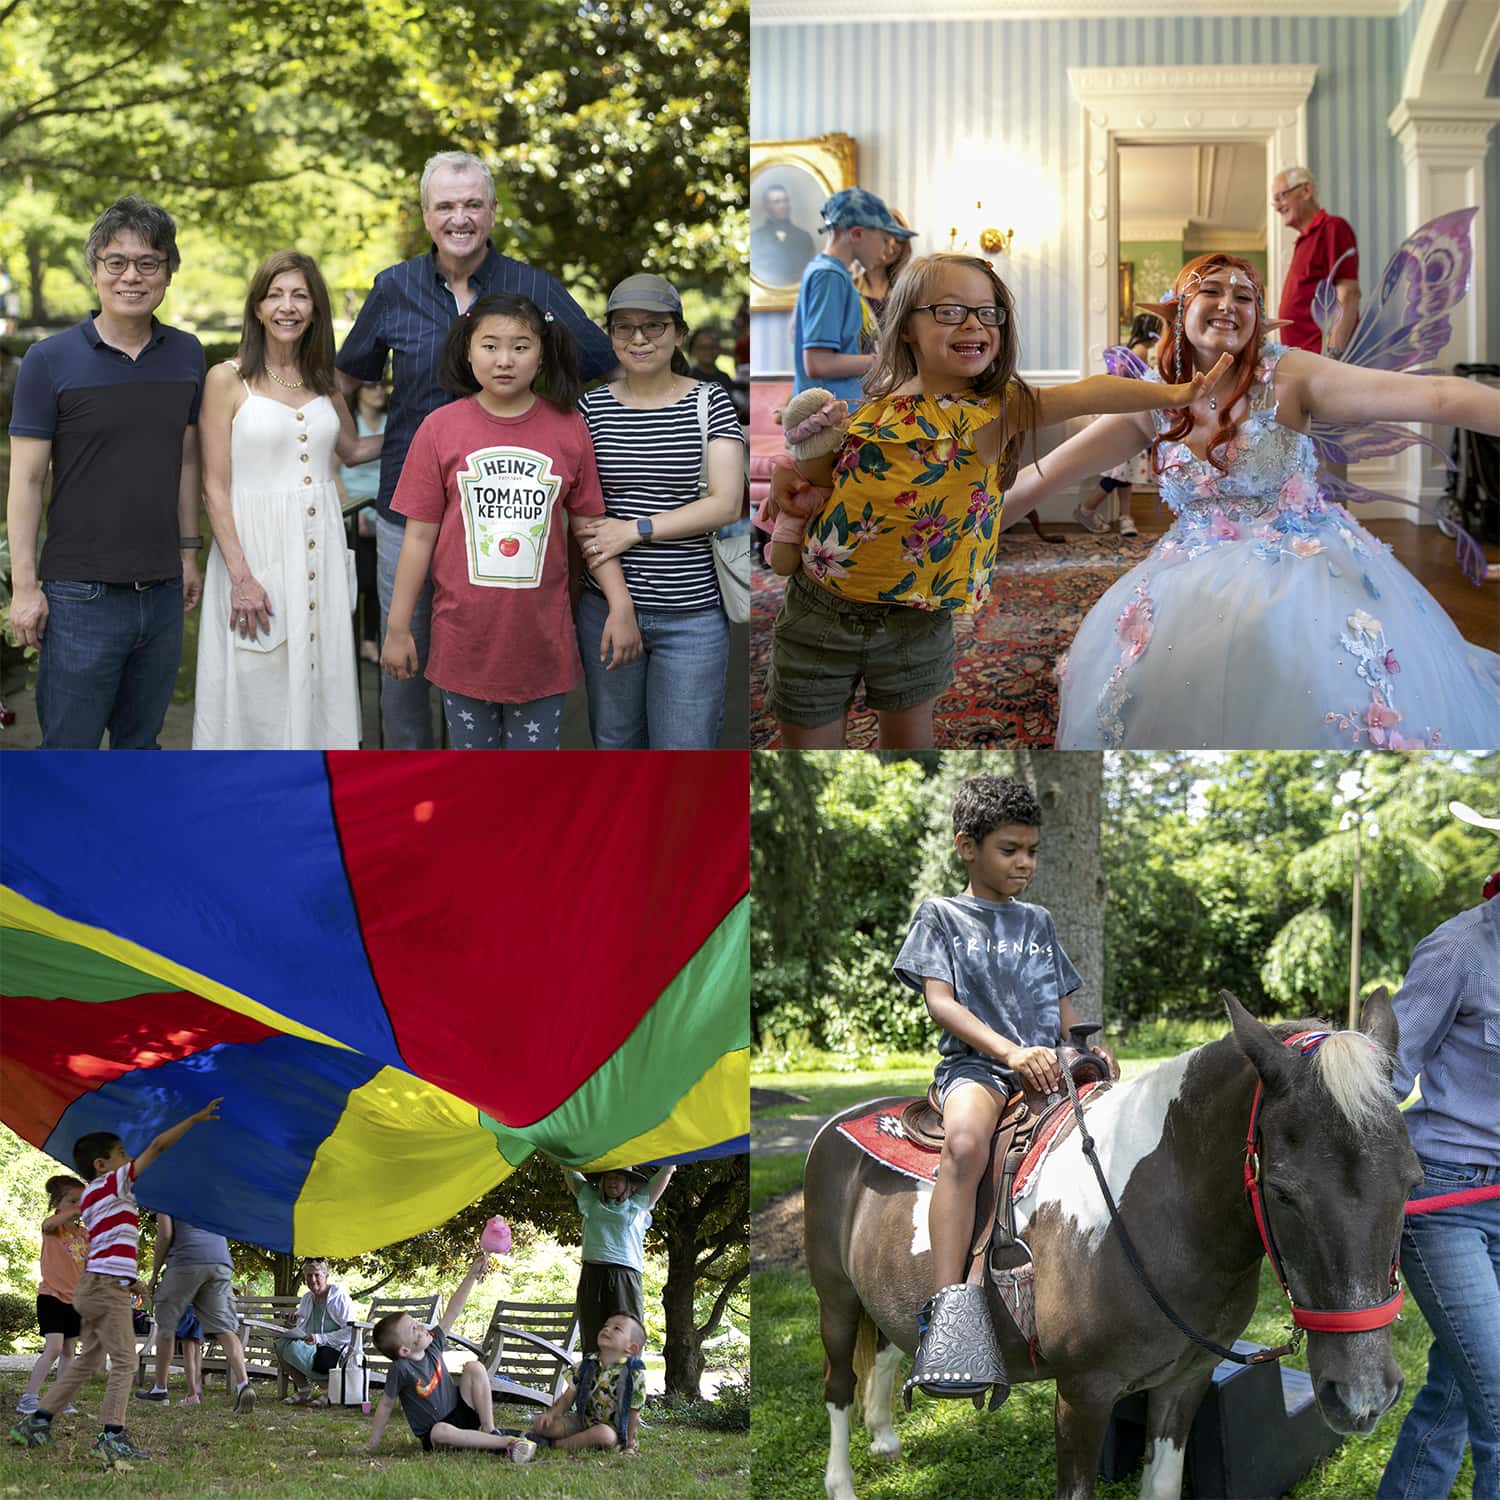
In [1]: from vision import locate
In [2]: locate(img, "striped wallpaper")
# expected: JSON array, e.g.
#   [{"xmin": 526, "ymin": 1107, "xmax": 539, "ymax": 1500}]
[{"xmin": 752, "ymin": 13, "xmax": 1498, "ymax": 375}]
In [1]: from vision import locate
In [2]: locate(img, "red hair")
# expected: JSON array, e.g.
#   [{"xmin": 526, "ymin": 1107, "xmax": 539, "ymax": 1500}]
[{"xmin": 1152, "ymin": 254, "xmax": 1265, "ymax": 477}]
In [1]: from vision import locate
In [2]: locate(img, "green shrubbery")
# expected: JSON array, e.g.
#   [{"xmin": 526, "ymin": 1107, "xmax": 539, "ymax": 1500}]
[
  {"xmin": 754, "ymin": 751, "xmax": 1495, "ymax": 1055},
  {"xmin": 0, "ymin": 1291, "xmax": 34, "ymax": 1353}
]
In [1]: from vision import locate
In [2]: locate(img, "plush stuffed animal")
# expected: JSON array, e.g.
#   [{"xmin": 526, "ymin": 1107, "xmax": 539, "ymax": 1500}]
[{"xmin": 779, "ymin": 386, "xmax": 850, "ymax": 463}]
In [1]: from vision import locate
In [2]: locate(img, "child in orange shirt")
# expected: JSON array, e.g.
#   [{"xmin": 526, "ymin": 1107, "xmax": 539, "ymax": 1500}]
[{"xmin": 16, "ymin": 1176, "xmax": 87, "ymax": 1416}]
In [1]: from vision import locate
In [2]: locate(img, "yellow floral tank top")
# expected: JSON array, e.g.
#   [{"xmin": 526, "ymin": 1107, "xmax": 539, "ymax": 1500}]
[{"xmin": 799, "ymin": 388, "xmax": 1018, "ymax": 613}]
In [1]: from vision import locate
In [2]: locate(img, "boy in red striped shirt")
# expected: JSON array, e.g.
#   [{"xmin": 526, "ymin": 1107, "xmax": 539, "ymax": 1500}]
[{"xmin": 10, "ymin": 1098, "xmax": 221, "ymax": 1464}]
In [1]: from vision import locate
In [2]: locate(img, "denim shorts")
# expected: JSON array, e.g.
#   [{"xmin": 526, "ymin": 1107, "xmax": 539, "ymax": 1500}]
[{"xmin": 766, "ymin": 571, "xmax": 955, "ymax": 728}]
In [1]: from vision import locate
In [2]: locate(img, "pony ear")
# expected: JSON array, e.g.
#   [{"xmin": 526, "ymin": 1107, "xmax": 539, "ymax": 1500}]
[
  {"xmin": 1358, "ymin": 986, "xmax": 1399, "ymax": 1064},
  {"xmin": 1223, "ymin": 990, "xmax": 1297, "ymax": 1092}
]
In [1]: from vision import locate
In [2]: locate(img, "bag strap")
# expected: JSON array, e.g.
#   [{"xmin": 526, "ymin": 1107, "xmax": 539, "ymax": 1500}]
[{"xmin": 696, "ymin": 381, "xmax": 711, "ymax": 497}]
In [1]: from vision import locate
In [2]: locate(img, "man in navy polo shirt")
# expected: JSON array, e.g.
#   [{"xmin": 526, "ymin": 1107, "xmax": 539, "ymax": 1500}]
[
  {"xmin": 336, "ymin": 150, "xmax": 617, "ymax": 748},
  {"xmin": 7, "ymin": 196, "xmax": 206, "ymax": 749}
]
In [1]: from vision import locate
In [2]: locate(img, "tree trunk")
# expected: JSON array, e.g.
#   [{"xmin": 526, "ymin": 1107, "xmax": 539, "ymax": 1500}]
[
  {"xmin": 661, "ymin": 1232, "xmax": 705, "ymax": 1397},
  {"xmin": 1021, "ymin": 750, "xmax": 1106, "ymax": 1026},
  {"xmin": 24, "ymin": 233, "xmax": 48, "ymax": 324},
  {"xmin": 273, "ymin": 1252, "xmax": 299, "ymax": 1298}
]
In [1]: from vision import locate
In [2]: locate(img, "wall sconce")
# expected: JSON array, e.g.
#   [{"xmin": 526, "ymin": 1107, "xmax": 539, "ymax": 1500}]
[{"xmin": 946, "ymin": 200, "xmax": 1014, "ymax": 257}]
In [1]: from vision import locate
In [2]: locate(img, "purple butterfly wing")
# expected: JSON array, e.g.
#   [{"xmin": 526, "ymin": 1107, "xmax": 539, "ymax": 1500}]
[
  {"xmin": 1310, "ymin": 246, "xmax": 1355, "ymax": 350},
  {"xmin": 1307, "ymin": 417, "xmax": 1453, "ymax": 469},
  {"xmin": 1103, "ymin": 344, "xmax": 1151, "ymax": 381},
  {"xmin": 1340, "ymin": 207, "xmax": 1476, "ymax": 374},
  {"xmin": 1319, "ymin": 472, "xmax": 1488, "ymax": 586},
  {"xmin": 1305, "ymin": 208, "xmax": 1485, "ymax": 583}
]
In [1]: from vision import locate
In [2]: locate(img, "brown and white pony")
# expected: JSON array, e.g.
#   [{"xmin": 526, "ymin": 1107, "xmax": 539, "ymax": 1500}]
[{"xmin": 803, "ymin": 991, "xmax": 1420, "ymax": 1500}]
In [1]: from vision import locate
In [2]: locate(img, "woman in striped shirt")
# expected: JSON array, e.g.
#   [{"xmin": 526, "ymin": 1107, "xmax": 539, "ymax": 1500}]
[{"xmin": 574, "ymin": 275, "xmax": 746, "ymax": 749}]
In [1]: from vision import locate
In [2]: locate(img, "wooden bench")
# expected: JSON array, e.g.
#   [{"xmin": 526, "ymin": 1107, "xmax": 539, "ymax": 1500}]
[
  {"xmin": 447, "ymin": 1299, "xmax": 579, "ymax": 1413},
  {"xmin": 237, "ymin": 1294, "xmax": 308, "ymax": 1397}
]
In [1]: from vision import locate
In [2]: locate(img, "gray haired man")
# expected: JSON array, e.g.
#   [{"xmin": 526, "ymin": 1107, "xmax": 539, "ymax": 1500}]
[{"xmin": 337, "ymin": 150, "xmax": 617, "ymax": 747}]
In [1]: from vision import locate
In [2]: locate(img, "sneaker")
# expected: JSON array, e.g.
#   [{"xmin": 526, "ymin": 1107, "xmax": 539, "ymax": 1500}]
[
  {"xmin": 1073, "ymin": 501, "xmax": 1109, "ymax": 534},
  {"xmin": 10, "ymin": 1413, "xmax": 51, "ymax": 1448},
  {"xmin": 60, "ymin": 1405, "xmax": 78, "ymax": 1416},
  {"xmin": 93, "ymin": 1429, "xmax": 150, "ymax": 1463},
  {"xmin": 15, "ymin": 1394, "xmax": 38, "ymax": 1415},
  {"xmin": 233, "ymin": 1382, "xmax": 256, "ymax": 1414},
  {"xmin": 508, "ymin": 1437, "xmax": 538, "ymax": 1464},
  {"xmin": 1118, "ymin": 514, "xmax": 1139, "ymax": 537},
  {"xmin": 133, "ymin": 1387, "xmax": 169, "ymax": 1404}
]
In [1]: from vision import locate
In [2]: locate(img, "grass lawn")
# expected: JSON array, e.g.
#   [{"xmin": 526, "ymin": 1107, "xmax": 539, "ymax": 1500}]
[
  {"xmin": 751, "ymin": 1264, "xmax": 1469, "ymax": 1500},
  {"xmin": 750, "ymin": 1053, "xmax": 1474, "ymax": 1499},
  {"xmin": 0, "ymin": 1377, "xmax": 747, "ymax": 1498}
]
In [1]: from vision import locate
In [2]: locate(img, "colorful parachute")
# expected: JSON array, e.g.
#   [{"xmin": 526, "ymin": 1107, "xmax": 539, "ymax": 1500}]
[{"xmin": 0, "ymin": 753, "xmax": 748, "ymax": 1255}]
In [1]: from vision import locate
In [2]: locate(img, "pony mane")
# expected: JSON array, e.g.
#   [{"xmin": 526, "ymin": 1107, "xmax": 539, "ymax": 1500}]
[
  {"xmin": 1265, "ymin": 1019, "xmax": 1392, "ymax": 1133},
  {"xmin": 1312, "ymin": 1031, "xmax": 1393, "ymax": 1134}
]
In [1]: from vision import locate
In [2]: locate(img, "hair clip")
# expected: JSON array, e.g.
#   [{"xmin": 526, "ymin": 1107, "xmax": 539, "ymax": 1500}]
[{"xmin": 543, "ymin": 310, "xmax": 555, "ymax": 323}]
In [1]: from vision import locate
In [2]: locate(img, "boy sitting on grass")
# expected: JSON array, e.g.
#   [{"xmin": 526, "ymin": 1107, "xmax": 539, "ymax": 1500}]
[
  {"xmin": 365, "ymin": 1246, "xmax": 535, "ymax": 1463},
  {"xmin": 530, "ymin": 1312, "xmax": 647, "ymax": 1456}
]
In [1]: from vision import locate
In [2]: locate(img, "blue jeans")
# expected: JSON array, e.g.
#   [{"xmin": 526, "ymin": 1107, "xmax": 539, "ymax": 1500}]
[
  {"xmin": 1378, "ymin": 1156, "xmax": 1500, "ymax": 1500},
  {"xmin": 575, "ymin": 588, "xmax": 728, "ymax": 749},
  {"xmin": 374, "ymin": 510, "xmax": 434, "ymax": 750},
  {"xmin": 440, "ymin": 690, "xmax": 565, "ymax": 749},
  {"xmin": 35, "ymin": 579, "xmax": 183, "ymax": 749}
]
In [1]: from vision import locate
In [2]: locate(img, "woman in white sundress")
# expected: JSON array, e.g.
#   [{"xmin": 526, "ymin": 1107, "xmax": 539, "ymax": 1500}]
[{"xmin": 193, "ymin": 251, "xmax": 382, "ymax": 749}]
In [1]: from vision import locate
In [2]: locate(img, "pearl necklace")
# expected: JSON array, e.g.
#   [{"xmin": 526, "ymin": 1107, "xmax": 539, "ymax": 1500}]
[{"xmin": 265, "ymin": 364, "xmax": 305, "ymax": 390}]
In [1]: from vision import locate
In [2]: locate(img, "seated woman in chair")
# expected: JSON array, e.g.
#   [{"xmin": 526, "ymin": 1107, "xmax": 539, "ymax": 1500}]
[{"xmin": 275, "ymin": 1258, "xmax": 354, "ymax": 1404}]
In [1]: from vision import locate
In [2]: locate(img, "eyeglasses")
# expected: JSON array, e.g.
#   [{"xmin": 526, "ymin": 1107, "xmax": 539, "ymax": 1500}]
[
  {"xmin": 913, "ymin": 302, "xmax": 1006, "ymax": 327},
  {"xmin": 611, "ymin": 319, "xmax": 670, "ymax": 342},
  {"xmin": 97, "ymin": 253, "xmax": 167, "ymax": 276},
  {"xmin": 1270, "ymin": 184, "xmax": 1308, "ymax": 206}
]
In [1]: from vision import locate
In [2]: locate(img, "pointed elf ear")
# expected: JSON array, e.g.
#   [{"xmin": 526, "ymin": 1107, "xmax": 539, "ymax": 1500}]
[
  {"xmin": 1260, "ymin": 317, "xmax": 1292, "ymax": 333},
  {"xmin": 1135, "ymin": 301, "xmax": 1176, "ymax": 324}
]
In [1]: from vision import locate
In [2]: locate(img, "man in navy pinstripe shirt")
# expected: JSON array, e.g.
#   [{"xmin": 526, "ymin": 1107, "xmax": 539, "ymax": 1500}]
[{"xmin": 337, "ymin": 151, "xmax": 617, "ymax": 747}]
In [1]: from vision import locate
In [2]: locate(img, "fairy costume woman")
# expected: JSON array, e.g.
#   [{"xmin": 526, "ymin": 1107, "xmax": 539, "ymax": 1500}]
[{"xmin": 1003, "ymin": 211, "xmax": 1500, "ymax": 749}]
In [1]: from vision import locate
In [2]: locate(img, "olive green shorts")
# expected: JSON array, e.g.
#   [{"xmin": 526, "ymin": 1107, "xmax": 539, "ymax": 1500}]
[{"xmin": 766, "ymin": 572, "xmax": 956, "ymax": 728}]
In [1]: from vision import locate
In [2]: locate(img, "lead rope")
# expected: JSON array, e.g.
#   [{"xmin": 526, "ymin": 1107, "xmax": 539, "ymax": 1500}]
[{"xmin": 1058, "ymin": 1054, "xmax": 1301, "ymax": 1367}]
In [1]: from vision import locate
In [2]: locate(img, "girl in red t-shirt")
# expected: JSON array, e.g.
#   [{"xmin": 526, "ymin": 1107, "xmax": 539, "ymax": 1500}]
[
  {"xmin": 382, "ymin": 294, "xmax": 640, "ymax": 748},
  {"xmin": 16, "ymin": 1176, "xmax": 87, "ymax": 1416}
]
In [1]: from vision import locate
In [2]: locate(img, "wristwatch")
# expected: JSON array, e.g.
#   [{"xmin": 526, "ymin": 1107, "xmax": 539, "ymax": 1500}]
[{"xmin": 636, "ymin": 517, "xmax": 654, "ymax": 539}]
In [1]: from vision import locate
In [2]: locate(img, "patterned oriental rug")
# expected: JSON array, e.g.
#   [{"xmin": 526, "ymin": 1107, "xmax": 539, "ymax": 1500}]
[{"xmin": 749, "ymin": 532, "xmax": 1154, "ymax": 748}]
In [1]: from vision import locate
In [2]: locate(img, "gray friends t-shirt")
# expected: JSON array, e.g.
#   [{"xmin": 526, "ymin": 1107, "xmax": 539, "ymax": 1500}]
[
  {"xmin": 386, "ymin": 1325, "xmax": 457, "ymax": 1438},
  {"xmin": 895, "ymin": 895, "xmax": 1082, "ymax": 1089}
]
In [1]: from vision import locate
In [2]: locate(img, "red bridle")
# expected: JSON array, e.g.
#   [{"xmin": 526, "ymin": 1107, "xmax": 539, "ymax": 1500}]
[{"xmin": 1242, "ymin": 1031, "xmax": 1405, "ymax": 1336}]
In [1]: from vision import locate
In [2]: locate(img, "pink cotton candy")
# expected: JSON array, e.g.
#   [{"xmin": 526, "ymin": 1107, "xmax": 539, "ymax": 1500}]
[{"xmin": 482, "ymin": 1216, "xmax": 513, "ymax": 1254}]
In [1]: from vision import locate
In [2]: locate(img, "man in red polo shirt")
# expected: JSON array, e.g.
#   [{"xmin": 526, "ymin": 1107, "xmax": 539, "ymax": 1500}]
[{"xmin": 1275, "ymin": 166, "xmax": 1361, "ymax": 357}]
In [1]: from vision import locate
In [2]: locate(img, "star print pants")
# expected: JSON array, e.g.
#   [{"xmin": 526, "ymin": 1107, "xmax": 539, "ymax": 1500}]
[{"xmin": 439, "ymin": 689, "xmax": 566, "ymax": 749}]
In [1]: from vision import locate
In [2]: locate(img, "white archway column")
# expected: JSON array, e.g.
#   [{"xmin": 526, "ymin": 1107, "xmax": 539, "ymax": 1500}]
[
  {"xmin": 1386, "ymin": 0, "xmax": 1500, "ymax": 512},
  {"xmin": 1385, "ymin": 99, "xmax": 1500, "ymax": 507}
]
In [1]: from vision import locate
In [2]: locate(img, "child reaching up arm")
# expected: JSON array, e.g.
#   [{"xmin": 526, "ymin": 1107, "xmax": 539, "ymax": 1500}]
[{"xmin": 365, "ymin": 1244, "xmax": 535, "ymax": 1462}]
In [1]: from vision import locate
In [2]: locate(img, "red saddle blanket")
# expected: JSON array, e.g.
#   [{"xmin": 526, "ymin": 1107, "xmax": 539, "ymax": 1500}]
[{"xmin": 836, "ymin": 1084, "xmax": 1104, "ymax": 1195}]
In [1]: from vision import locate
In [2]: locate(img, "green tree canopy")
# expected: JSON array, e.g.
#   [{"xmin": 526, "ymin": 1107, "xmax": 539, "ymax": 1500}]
[{"xmin": 1, "ymin": 0, "xmax": 746, "ymax": 322}]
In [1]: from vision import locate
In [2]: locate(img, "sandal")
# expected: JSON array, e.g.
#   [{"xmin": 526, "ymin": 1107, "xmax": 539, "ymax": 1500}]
[
  {"xmin": 1118, "ymin": 514, "xmax": 1139, "ymax": 537},
  {"xmin": 902, "ymin": 1282, "xmax": 1009, "ymax": 1411}
]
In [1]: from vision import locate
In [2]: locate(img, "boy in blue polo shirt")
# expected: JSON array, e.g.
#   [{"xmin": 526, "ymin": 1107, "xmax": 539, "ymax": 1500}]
[{"xmin": 791, "ymin": 188, "xmax": 916, "ymax": 405}]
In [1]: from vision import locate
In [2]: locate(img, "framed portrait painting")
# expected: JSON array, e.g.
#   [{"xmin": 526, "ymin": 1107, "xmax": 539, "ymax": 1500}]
[{"xmin": 749, "ymin": 134, "xmax": 857, "ymax": 311}]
